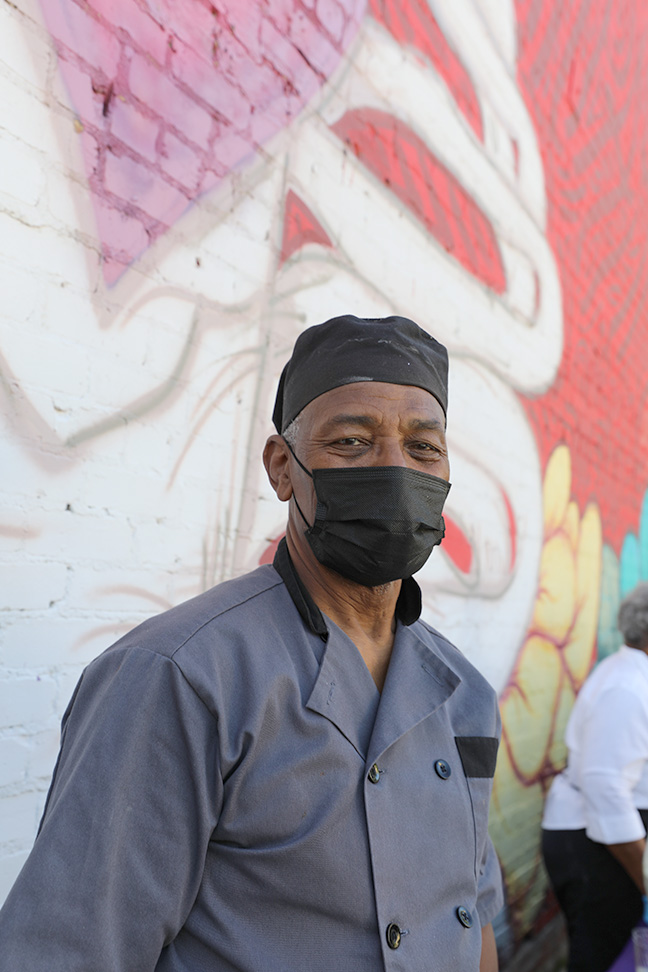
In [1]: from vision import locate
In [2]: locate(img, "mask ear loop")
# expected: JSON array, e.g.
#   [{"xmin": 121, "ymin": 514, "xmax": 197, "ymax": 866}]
[{"xmin": 283, "ymin": 437, "xmax": 314, "ymax": 529}]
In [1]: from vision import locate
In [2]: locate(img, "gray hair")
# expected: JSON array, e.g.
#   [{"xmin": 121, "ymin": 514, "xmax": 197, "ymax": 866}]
[
  {"xmin": 618, "ymin": 582, "xmax": 648, "ymax": 649},
  {"xmin": 282, "ymin": 415, "xmax": 302, "ymax": 450}
]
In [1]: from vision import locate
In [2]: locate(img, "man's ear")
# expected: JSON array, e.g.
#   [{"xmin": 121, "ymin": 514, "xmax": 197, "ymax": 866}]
[{"xmin": 263, "ymin": 435, "xmax": 293, "ymax": 501}]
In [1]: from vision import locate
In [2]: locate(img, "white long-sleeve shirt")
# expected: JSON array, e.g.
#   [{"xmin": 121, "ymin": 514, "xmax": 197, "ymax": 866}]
[{"xmin": 543, "ymin": 646, "xmax": 648, "ymax": 844}]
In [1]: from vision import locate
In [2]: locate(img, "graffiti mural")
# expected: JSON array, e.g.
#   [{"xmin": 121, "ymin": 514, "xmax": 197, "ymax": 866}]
[
  {"xmin": 494, "ymin": 0, "xmax": 648, "ymax": 941},
  {"xmin": 1, "ymin": 0, "xmax": 647, "ymax": 959}
]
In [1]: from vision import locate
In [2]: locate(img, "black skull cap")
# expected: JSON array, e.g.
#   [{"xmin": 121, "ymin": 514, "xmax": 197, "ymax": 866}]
[{"xmin": 272, "ymin": 314, "xmax": 449, "ymax": 432}]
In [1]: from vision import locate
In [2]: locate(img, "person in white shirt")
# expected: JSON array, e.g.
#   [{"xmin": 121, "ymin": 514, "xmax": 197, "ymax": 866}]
[{"xmin": 542, "ymin": 581, "xmax": 648, "ymax": 971}]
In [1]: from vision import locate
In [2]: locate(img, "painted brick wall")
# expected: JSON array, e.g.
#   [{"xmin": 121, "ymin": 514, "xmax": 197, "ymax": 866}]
[
  {"xmin": 1, "ymin": 0, "xmax": 647, "ymax": 964},
  {"xmin": 0, "ymin": 0, "xmax": 369, "ymax": 904}
]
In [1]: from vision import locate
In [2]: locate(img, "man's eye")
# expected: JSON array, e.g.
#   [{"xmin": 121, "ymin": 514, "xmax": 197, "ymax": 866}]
[
  {"xmin": 410, "ymin": 442, "xmax": 443, "ymax": 457},
  {"xmin": 336, "ymin": 437, "xmax": 363, "ymax": 446},
  {"xmin": 411, "ymin": 441, "xmax": 437, "ymax": 451}
]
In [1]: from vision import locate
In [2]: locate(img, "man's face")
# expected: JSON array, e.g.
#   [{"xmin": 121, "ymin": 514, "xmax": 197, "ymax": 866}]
[{"xmin": 288, "ymin": 380, "xmax": 449, "ymax": 525}]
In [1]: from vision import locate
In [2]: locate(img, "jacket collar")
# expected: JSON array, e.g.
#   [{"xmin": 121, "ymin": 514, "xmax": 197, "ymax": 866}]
[
  {"xmin": 303, "ymin": 617, "xmax": 461, "ymax": 762},
  {"xmin": 366, "ymin": 623, "xmax": 461, "ymax": 765},
  {"xmin": 273, "ymin": 539, "xmax": 458, "ymax": 761},
  {"xmin": 306, "ymin": 619, "xmax": 381, "ymax": 759},
  {"xmin": 272, "ymin": 537, "xmax": 422, "ymax": 639}
]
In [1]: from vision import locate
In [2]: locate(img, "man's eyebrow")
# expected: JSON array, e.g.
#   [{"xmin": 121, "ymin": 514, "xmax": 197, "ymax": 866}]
[
  {"xmin": 319, "ymin": 414, "xmax": 379, "ymax": 433},
  {"xmin": 408, "ymin": 418, "xmax": 445, "ymax": 432},
  {"xmin": 318, "ymin": 415, "xmax": 445, "ymax": 433}
]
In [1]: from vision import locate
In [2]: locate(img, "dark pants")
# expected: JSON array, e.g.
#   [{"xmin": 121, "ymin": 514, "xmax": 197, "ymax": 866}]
[{"xmin": 542, "ymin": 813, "xmax": 648, "ymax": 972}]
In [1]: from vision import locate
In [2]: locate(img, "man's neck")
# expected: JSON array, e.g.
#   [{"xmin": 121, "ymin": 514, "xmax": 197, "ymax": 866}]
[{"xmin": 286, "ymin": 528, "xmax": 400, "ymax": 691}]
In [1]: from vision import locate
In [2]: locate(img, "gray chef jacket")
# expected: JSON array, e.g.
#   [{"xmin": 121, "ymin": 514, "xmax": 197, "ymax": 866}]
[{"xmin": 0, "ymin": 541, "xmax": 503, "ymax": 971}]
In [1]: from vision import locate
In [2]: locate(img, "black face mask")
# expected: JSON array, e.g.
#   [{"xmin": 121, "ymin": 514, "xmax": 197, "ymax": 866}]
[{"xmin": 287, "ymin": 446, "xmax": 451, "ymax": 587}]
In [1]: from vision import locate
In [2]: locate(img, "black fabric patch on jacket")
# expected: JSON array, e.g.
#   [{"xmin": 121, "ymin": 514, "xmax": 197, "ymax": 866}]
[{"xmin": 455, "ymin": 736, "xmax": 499, "ymax": 778}]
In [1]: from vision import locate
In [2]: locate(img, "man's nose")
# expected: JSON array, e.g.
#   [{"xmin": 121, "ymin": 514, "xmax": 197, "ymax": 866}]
[{"xmin": 373, "ymin": 438, "xmax": 408, "ymax": 467}]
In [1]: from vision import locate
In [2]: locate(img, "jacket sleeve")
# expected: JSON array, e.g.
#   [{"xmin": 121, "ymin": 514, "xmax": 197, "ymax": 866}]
[
  {"xmin": 579, "ymin": 686, "xmax": 648, "ymax": 844},
  {"xmin": 0, "ymin": 646, "xmax": 222, "ymax": 972}
]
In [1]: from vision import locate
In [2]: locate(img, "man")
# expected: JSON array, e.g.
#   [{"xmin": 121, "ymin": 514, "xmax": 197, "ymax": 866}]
[{"xmin": 0, "ymin": 315, "xmax": 503, "ymax": 970}]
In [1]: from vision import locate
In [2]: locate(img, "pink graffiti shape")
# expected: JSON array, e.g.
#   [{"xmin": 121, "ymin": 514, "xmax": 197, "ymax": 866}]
[
  {"xmin": 280, "ymin": 189, "xmax": 333, "ymax": 265},
  {"xmin": 332, "ymin": 108, "xmax": 506, "ymax": 293},
  {"xmin": 40, "ymin": 0, "xmax": 366, "ymax": 285}
]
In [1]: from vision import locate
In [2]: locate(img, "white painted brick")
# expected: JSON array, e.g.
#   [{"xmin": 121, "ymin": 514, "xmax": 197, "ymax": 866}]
[
  {"xmin": 44, "ymin": 154, "xmax": 99, "ymax": 233},
  {"xmin": 0, "ymin": 728, "xmax": 59, "ymax": 792},
  {"xmin": 0, "ymin": 439, "xmax": 75, "ymax": 506},
  {"xmin": 0, "ymin": 319, "xmax": 90, "ymax": 402},
  {"xmin": 0, "ymin": 563, "xmax": 68, "ymax": 612},
  {"xmin": 0, "ymin": 792, "xmax": 42, "ymax": 846},
  {"xmin": 0, "ymin": 736, "xmax": 31, "ymax": 787},
  {"xmin": 0, "ymin": 74, "xmax": 55, "ymax": 154},
  {"xmin": 0, "ymin": 132, "xmax": 46, "ymax": 206},
  {"xmin": 0, "ymin": 194, "xmax": 54, "ymax": 241},
  {"xmin": 8, "ymin": 0, "xmax": 44, "ymax": 25},
  {"xmin": 64, "ymin": 561, "xmax": 193, "ymax": 615},
  {"xmin": 53, "ymin": 665, "xmax": 87, "ymax": 715},
  {"xmin": 2, "ymin": 610, "xmax": 132, "ymax": 672},
  {"xmin": 131, "ymin": 519, "xmax": 206, "ymax": 566},
  {"xmin": 67, "ymin": 620, "xmax": 136, "ymax": 662},
  {"xmin": 27, "ymin": 727, "xmax": 61, "ymax": 782},
  {"xmin": 41, "ymin": 281, "xmax": 96, "ymax": 344},
  {"xmin": 117, "ymin": 422, "xmax": 180, "ymax": 476},
  {"xmin": 13, "ymin": 387, "xmax": 115, "ymax": 442},
  {"xmin": 70, "ymin": 350, "xmax": 172, "ymax": 415},
  {"xmin": 75, "ymin": 463, "xmax": 186, "ymax": 522},
  {"xmin": 0, "ymin": 850, "xmax": 30, "ymax": 904},
  {"xmin": 0, "ymin": 212, "xmax": 99, "ymax": 291},
  {"xmin": 1, "ymin": 615, "xmax": 112, "ymax": 669},
  {"xmin": 34, "ymin": 509, "xmax": 136, "ymax": 566},
  {"xmin": 76, "ymin": 516, "xmax": 140, "ymax": 566},
  {"xmin": 0, "ymin": 256, "xmax": 45, "ymax": 326},
  {"xmin": 0, "ymin": 509, "xmax": 34, "ymax": 555},
  {"xmin": 0, "ymin": 6, "xmax": 52, "ymax": 91},
  {"xmin": 0, "ymin": 676, "xmax": 58, "ymax": 730}
]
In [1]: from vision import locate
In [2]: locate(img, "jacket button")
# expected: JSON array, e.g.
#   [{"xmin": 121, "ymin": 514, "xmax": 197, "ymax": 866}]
[
  {"xmin": 368, "ymin": 763, "xmax": 381, "ymax": 784},
  {"xmin": 434, "ymin": 759, "xmax": 451, "ymax": 780},
  {"xmin": 386, "ymin": 922, "xmax": 402, "ymax": 949},
  {"xmin": 457, "ymin": 906, "xmax": 473, "ymax": 928}
]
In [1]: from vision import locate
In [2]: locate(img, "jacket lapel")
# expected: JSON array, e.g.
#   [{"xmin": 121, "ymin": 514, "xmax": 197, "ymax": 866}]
[
  {"xmin": 306, "ymin": 621, "xmax": 381, "ymax": 761},
  {"xmin": 367, "ymin": 623, "xmax": 461, "ymax": 765}
]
